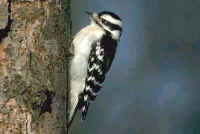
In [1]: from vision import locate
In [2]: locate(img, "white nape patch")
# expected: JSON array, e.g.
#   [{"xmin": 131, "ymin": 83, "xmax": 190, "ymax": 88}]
[
  {"xmin": 103, "ymin": 25, "xmax": 121, "ymax": 40},
  {"xmin": 110, "ymin": 30, "xmax": 121, "ymax": 40},
  {"xmin": 101, "ymin": 14, "xmax": 122, "ymax": 27}
]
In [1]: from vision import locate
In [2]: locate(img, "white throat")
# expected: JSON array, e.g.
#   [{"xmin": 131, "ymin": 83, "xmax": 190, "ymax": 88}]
[{"xmin": 90, "ymin": 19, "xmax": 98, "ymax": 26}]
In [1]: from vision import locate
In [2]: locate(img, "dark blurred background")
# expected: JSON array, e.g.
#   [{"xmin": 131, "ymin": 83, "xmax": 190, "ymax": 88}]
[{"xmin": 70, "ymin": 0, "xmax": 200, "ymax": 134}]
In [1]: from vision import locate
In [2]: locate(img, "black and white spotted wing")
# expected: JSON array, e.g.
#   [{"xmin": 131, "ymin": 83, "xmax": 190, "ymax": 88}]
[{"xmin": 80, "ymin": 35, "xmax": 117, "ymax": 120}]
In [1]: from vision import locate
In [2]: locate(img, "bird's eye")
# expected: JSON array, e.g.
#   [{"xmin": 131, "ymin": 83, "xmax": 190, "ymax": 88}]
[{"xmin": 102, "ymin": 19, "xmax": 107, "ymax": 24}]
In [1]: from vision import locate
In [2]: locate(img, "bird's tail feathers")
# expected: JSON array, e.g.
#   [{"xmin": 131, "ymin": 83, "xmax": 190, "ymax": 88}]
[
  {"xmin": 81, "ymin": 97, "xmax": 90, "ymax": 120},
  {"xmin": 67, "ymin": 95, "xmax": 79, "ymax": 130}
]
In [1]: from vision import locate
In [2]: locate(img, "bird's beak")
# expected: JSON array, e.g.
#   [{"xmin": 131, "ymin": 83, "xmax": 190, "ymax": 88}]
[{"xmin": 85, "ymin": 11, "xmax": 99, "ymax": 22}]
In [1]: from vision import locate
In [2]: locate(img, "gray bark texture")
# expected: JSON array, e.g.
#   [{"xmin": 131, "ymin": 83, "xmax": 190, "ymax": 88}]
[{"xmin": 0, "ymin": 0, "xmax": 71, "ymax": 134}]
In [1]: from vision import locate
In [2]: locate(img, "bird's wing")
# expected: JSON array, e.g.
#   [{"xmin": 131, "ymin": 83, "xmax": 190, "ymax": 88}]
[
  {"xmin": 80, "ymin": 35, "xmax": 117, "ymax": 120},
  {"xmin": 103, "ymin": 37, "xmax": 117, "ymax": 73}
]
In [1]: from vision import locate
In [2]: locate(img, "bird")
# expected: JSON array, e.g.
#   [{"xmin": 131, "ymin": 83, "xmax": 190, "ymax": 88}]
[{"xmin": 68, "ymin": 11, "xmax": 122, "ymax": 129}]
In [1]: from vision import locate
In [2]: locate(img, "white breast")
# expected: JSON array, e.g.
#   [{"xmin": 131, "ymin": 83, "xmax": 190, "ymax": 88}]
[
  {"xmin": 71, "ymin": 25, "xmax": 105, "ymax": 80},
  {"xmin": 73, "ymin": 25, "xmax": 105, "ymax": 57},
  {"xmin": 70, "ymin": 25, "xmax": 104, "ymax": 97},
  {"xmin": 68, "ymin": 25, "xmax": 105, "ymax": 123}
]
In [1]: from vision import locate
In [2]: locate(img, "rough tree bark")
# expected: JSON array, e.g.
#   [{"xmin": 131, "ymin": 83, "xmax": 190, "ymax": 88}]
[{"xmin": 0, "ymin": 0, "xmax": 71, "ymax": 134}]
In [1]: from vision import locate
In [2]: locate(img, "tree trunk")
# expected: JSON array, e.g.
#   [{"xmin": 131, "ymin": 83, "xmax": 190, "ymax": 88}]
[{"xmin": 0, "ymin": 0, "xmax": 71, "ymax": 134}]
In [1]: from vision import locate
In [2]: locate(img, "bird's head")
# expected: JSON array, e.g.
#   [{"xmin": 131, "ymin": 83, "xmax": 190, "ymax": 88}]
[{"xmin": 86, "ymin": 11, "xmax": 122, "ymax": 40}]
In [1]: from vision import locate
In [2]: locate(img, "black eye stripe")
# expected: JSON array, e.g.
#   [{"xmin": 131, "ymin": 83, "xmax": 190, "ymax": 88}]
[
  {"xmin": 102, "ymin": 19, "xmax": 122, "ymax": 31},
  {"xmin": 109, "ymin": 23, "xmax": 122, "ymax": 31}
]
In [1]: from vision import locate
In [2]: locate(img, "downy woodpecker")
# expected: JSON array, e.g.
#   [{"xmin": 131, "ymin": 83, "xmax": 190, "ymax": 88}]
[{"xmin": 68, "ymin": 11, "xmax": 122, "ymax": 128}]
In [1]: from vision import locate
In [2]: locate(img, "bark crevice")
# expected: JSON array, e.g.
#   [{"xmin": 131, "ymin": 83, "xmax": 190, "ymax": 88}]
[{"xmin": 0, "ymin": 0, "xmax": 12, "ymax": 43}]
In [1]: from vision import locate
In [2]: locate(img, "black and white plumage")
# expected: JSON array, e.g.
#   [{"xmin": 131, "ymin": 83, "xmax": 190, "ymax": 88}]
[{"xmin": 68, "ymin": 11, "xmax": 122, "ymax": 129}]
